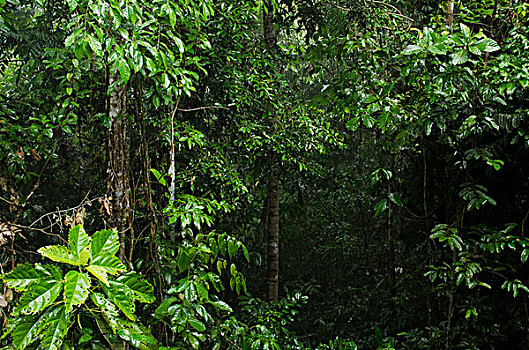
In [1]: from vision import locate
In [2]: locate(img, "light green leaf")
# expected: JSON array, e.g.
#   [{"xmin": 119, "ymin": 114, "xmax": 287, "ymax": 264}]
[
  {"xmin": 15, "ymin": 279, "xmax": 63, "ymax": 315},
  {"xmin": 91, "ymin": 229, "xmax": 120, "ymax": 257},
  {"xmin": 65, "ymin": 0, "xmax": 77, "ymax": 12},
  {"xmin": 483, "ymin": 38, "xmax": 500, "ymax": 52},
  {"xmin": 90, "ymin": 254, "xmax": 126, "ymax": 275},
  {"xmin": 174, "ymin": 37, "xmax": 185, "ymax": 53},
  {"xmin": 38, "ymin": 245, "xmax": 79, "ymax": 265},
  {"xmin": 10, "ymin": 313, "xmax": 44, "ymax": 349},
  {"xmin": 427, "ymin": 43, "xmax": 447, "ymax": 55},
  {"xmin": 150, "ymin": 169, "xmax": 166, "ymax": 186},
  {"xmin": 460, "ymin": 23, "xmax": 471, "ymax": 39},
  {"xmin": 91, "ymin": 292, "xmax": 120, "ymax": 332},
  {"xmin": 402, "ymin": 45, "xmax": 422, "ymax": 55},
  {"xmin": 119, "ymin": 59, "xmax": 131, "ymax": 84},
  {"xmin": 63, "ymin": 271, "xmax": 91, "ymax": 313},
  {"xmin": 38, "ymin": 305, "xmax": 70, "ymax": 350},
  {"xmin": 361, "ymin": 95, "xmax": 377, "ymax": 104},
  {"xmin": 86, "ymin": 265, "xmax": 109, "ymax": 286},
  {"xmin": 115, "ymin": 272, "xmax": 155, "ymax": 303},
  {"xmin": 188, "ymin": 318, "xmax": 206, "ymax": 332},
  {"xmin": 87, "ymin": 34, "xmax": 102, "ymax": 57},
  {"xmin": 209, "ymin": 300, "xmax": 232, "ymax": 312},
  {"xmin": 451, "ymin": 49, "xmax": 469, "ymax": 65},
  {"xmin": 69, "ymin": 225, "xmax": 90, "ymax": 262},
  {"xmin": 101, "ymin": 281, "xmax": 136, "ymax": 321},
  {"xmin": 3, "ymin": 263, "xmax": 47, "ymax": 291},
  {"xmin": 115, "ymin": 320, "xmax": 158, "ymax": 349}
]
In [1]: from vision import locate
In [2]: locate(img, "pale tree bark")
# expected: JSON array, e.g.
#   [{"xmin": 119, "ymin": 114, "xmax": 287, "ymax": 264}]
[
  {"xmin": 445, "ymin": 0, "xmax": 454, "ymax": 26},
  {"xmin": 266, "ymin": 175, "xmax": 280, "ymax": 303},
  {"xmin": 263, "ymin": 0, "xmax": 280, "ymax": 303},
  {"xmin": 107, "ymin": 72, "xmax": 132, "ymax": 263}
]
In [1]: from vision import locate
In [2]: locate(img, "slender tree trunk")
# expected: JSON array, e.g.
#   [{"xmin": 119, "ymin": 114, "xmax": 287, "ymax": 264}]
[
  {"xmin": 266, "ymin": 175, "xmax": 280, "ymax": 303},
  {"xmin": 445, "ymin": 0, "xmax": 454, "ymax": 26},
  {"xmin": 107, "ymin": 73, "xmax": 132, "ymax": 263},
  {"xmin": 263, "ymin": 0, "xmax": 280, "ymax": 303}
]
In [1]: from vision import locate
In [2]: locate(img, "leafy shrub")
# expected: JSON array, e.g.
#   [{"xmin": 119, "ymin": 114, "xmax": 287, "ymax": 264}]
[{"xmin": 2, "ymin": 225, "xmax": 156, "ymax": 349}]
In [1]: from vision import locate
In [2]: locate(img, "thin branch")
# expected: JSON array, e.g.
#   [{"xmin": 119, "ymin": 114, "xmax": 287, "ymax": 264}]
[
  {"xmin": 29, "ymin": 193, "xmax": 100, "ymax": 228},
  {"xmin": 176, "ymin": 105, "xmax": 229, "ymax": 112}
]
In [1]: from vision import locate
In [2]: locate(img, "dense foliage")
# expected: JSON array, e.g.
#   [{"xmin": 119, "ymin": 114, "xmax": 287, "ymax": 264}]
[{"xmin": 0, "ymin": 0, "xmax": 528, "ymax": 349}]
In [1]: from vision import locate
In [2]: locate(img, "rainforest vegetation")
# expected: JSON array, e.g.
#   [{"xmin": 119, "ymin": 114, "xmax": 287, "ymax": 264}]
[{"xmin": 0, "ymin": 0, "xmax": 528, "ymax": 348}]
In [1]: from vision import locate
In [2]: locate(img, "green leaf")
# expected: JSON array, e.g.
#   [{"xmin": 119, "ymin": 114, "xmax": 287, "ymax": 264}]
[
  {"xmin": 374, "ymin": 199, "xmax": 387, "ymax": 216},
  {"xmin": 522, "ymin": 249, "xmax": 529, "ymax": 263},
  {"xmin": 10, "ymin": 313, "xmax": 45, "ymax": 349},
  {"xmin": 86, "ymin": 265, "xmax": 109, "ymax": 286},
  {"xmin": 63, "ymin": 271, "xmax": 91, "ymax": 313},
  {"xmin": 402, "ymin": 45, "xmax": 422, "ymax": 55},
  {"xmin": 87, "ymin": 34, "xmax": 102, "ymax": 57},
  {"xmin": 69, "ymin": 226, "xmax": 90, "ymax": 262},
  {"xmin": 116, "ymin": 320, "xmax": 158, "ymax": 349},
  {"xmin": 3, "ymin": 263, "xmax": 47, "ymax": 291},
  {"xmin": 119, "ymin": 59, "xmax": 131, "ymax": 84},
  {"xmin": 483, "ymin": 38, "xmax": 500, "ymax": 52},
  {"xmin": 427, "ymin": 43, "xmax": 447, "ymax": 55},
  {"xmin": 451, "ymin": 49, "xmax": 468, "ymax": 65},
  {"xmin": 91, "ymin": 292, "xmax": 120, "ymax": 332},
  {"xmin": 460, "ymin": 23, "xmax": 471, "ymax": 39},
  {"xmin": 174, "ymin": 36, "xmax": 185, "ymax": 53},
  {"xmin": 91, "ymin": 229, "xmax": 120, "ymax": 257},
  {"xmin": 209, "ymin": 300, "xmax": 232, "ymax": 312},
  {"xmin": 65, "ymin": 0, "xmax": 77, "ymax": 12},
  {"xmin": 115, "ymin": 272, "xmax": 155, "ymax": 303},
  {"xmin": 101, "ymin": 281, "xmax": 136, "ymax": 321},
  {"xmin": 90, "ymin": 254, "xmax": 126, "ymax": 275},
  {"xmin": 188, "ymin": 318, "xmax": 206, "ymax": 332},
  {"xmin": 388, "ymin": 193, "xmax": 403, "ymax": 207},
  {"xmin": 15, "ymin": 278, "xmax": 63, "ymax": 315},
  {"xmin": 361, "ymin": 95, "xmax": 377, "ymax": 104},
  {"xmin": 38, "ymin": 245, "xmax": 79, "ymax": 265},
  {"xmin": 150, "ymin": 169, "xmax": 166, "ymax": 186},
  {"xmin": 38, "ymin": 305, "xmax": 71, "ymax": 350}
]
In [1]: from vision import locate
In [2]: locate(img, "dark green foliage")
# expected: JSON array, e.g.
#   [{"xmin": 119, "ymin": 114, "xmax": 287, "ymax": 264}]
[{"xmin": 1, "ymin": 0, "xmax": 529, "ymax": 349}]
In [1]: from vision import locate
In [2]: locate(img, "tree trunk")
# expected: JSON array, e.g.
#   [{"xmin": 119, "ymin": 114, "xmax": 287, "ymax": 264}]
[
  {"xmin": 107, "ymin": 73, "xmax": 132, "ymax": 264},
  {"xmin": 266, "ymin": 175, "xmax": 279, "ymax": 303},
  {"xmin": 445, "ymin": 0, "xmax": 454, "ymax": 26},
  {"xmin": 263, "ymin": 0, "xmax": 280, "ymax": 303}
]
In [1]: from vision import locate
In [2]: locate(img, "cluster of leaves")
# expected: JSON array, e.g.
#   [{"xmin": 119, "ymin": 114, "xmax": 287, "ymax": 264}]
[{"xmin": 2, "ymin": 226, "xmax": 155, "ymax": 349}]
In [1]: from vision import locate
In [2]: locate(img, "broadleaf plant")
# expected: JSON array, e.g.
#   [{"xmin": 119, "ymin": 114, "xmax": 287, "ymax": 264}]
[{"xmin": 2, "ymin": 225, "xmax": 157, "ymax": 349}]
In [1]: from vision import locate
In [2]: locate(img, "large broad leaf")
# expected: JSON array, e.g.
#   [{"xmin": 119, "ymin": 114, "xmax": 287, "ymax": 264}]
[
  {"xmin": 101, "ymin": 281, "xmax": 136, "ymax": 321},
  {"xmin": 115, "ymin": 272, "xmax": 155, "ymax": 303},
  {"xmin": 91, "ymin": 292, "xmax": 156, "ymax": 349},
  {"xmin": 90, "ymin": 254, "xmax": 126, "ymax": 275},
  {"xmin": 3, "ymin": 263, "xmax": 47, "ymax": 291},
  {"xmin": 91, "ymin": 292, "xmax": 120, "ymax": 333},
  {"xmin": 38, "ymin": 245, "xmax": 79, "ymax": 265},
  {"xmin": 116, "ymin": 319, "xmax": 158, "ymax": 350},
  {"xmin": 68, "ymin": 226, "xmax": 90, "ymax": 262},
  {"xmin": 14, "ymin": 279, "xmax": 63, "ymax": 315},
  {"xmin": 86, "ymin": 265, "xmax": 109, "ymax": 286},
  {"xmin": 63, "ymin": 271, "xmax": 91, "ymax": 313},
  {"xmin": 37, "ymin": 305, "xmax": 71, "ymax": 350},
  {"xmin": 451, "ymin": 49, "xmax": 469, "ymax": 65},
  {"xmin": 10, "ymin": 311, "xmax": 49, "ymax": 349},
  {"xmin": 91, "ymin": 229, "xmax": 120, "ymax": 257},
  {"xmin": 34, "ymin": 263, "xmax": 63, "ymax": 281}
]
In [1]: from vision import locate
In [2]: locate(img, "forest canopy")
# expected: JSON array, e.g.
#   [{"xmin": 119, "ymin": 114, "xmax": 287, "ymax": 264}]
[{"xmin": 0, "ymin": 0, "xmax": 528, "ymax": 349}]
